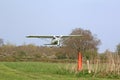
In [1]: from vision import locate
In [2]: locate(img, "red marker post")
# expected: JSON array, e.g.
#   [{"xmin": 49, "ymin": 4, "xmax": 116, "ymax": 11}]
[{"xmin": 77, "ymin": 52, "xmax": 82, "ymax": 71}]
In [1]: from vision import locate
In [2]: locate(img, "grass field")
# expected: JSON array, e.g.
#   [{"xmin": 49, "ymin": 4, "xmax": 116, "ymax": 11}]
[{"xmin": 0, "ymin": 62, "xmax": 119, "ymax": 80}]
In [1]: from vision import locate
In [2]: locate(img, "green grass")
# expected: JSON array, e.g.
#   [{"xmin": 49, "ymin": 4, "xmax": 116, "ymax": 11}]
[{"xmin": 0, "ymin": 62, "xmax": 119, "ymax": 80}]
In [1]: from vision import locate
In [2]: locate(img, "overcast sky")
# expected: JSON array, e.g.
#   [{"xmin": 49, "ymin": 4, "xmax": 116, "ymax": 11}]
[{"xmin": 0, "ymin": 0, "xmax": 120, "ymax": 52}]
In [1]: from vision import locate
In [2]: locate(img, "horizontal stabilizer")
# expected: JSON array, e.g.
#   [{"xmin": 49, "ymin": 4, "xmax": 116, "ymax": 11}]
[{"xmin": 44, "ymin": 44, "xmax": 56, "ymax": 45}]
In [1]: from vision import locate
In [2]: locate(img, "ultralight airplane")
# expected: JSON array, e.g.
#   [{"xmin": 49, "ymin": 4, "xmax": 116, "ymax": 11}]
[{"xmin": 26, "ymin": 35, "xmax": 82, "ymax": 46}]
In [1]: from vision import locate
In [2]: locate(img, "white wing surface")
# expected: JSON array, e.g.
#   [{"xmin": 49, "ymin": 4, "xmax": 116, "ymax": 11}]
[
  {"xmin": 26, "ymin": 35, "xmax": 82, "ymax": 38},
  {"xmin": 26, "ymin": 35, "xmax": 54, "ymax": 38},
  {"xmin": 61, "ymin": 35, "xmax": 83, "ymax": 38}
]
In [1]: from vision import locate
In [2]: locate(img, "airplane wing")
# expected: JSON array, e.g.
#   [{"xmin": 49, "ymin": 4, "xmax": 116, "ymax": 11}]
[
  {"xmin": 61, "ymin": 35, "xmax": 83, "ymax": 38},
  {"xmin": 26, "ymin": 35, "xmax": 82, "ymax": 38},
  {"xmin": 26, "ymin": 35, "xmax": 54, "ymax": 38}
]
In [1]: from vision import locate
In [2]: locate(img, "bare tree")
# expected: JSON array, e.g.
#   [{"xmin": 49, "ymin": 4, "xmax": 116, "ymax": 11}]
[
  {"xmin": 116, "ymin": 43, "xmax": 120, "ymax": 55},
  {"xmin": 63, "ymin": 28, "xmax": 101, "ymax": 59},
  {"xmin": 0, "ymin": 38, "xmax": 4, "ymax": 47}
]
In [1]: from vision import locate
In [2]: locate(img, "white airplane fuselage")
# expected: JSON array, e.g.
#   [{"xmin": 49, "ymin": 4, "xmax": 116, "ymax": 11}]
[{"xmin": 51, "ymin": 37, "xmax": 60, "ymax": 46}]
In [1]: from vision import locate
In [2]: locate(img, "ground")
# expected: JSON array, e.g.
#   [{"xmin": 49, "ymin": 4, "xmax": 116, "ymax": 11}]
[{"xmin": 0, "ymin": 62, "xmax": 119, "ymax": 80}]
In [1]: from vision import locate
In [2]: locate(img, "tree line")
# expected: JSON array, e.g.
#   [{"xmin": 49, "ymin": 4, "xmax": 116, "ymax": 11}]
[{"xmin": 0, "ymin": 28, "xmax": 119, "ymax": 62}]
